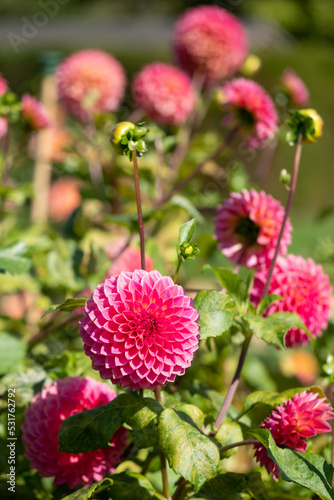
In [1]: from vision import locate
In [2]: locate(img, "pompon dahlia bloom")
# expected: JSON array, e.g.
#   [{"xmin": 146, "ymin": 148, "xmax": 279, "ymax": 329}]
[
  {"xmin": 251, "ymin": 255, "xmax": 332, "ymax": 347},
  {"xmin": 132, "ymin": 63, "xmax": 196, "ymax": 126},
  {"xmin": 21, "ymin": 94, "xmax": 52, "ymax": 130},
  {"xmin": 218, "ymin": 78, "xmax": 278, "ymax": 149},
  {"xmin": 106, "ymin": 247, "xmax": 154, "ymax": 278},
  {"xmin": 215, "ymin": 189, "xmax": 291, "ymax": 268},
  {"xmin": 56, "ymin": 49, "xmax": 126, "ymax": 121},
  {"xmin": 254, "ymin": 391, "xmax": 334, "ymax": 481},
  {"xmin": 22, "ymin": 376, "xmax": 127, "ymax": 488},
  {"xmin": 281, "ymin": 68, "xmax": 309, "ymax": 108},
  {"xmin": 173, "ymin": 5, "xmax": 248, "ymax": 83},
  {"xmin": 80, "ymin": 270, "xmax": 200, "ymax": 390}
]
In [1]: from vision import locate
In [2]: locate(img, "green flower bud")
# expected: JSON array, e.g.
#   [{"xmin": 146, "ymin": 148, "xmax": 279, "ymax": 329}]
[
  {"xmin": 110, "ymin": 121, "xmax": 135, "ymax": 155},
  {"xmin": 286, "ymin": 108, "xmax": 323, "ymax": 145},
  {"xmin": 110, "ymin": 121, "xmax": 149, "ymax": 160},
  {"xmin": 179, "ymin": 242, "xmax": 200, "ymax": 261},
  {"xmin": 279, "ymin": 169, "xmax": 291, "ymax": 189}
]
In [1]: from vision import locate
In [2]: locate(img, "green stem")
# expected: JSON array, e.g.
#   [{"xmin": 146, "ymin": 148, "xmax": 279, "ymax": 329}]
[
  {"xmin": 172, "ymin": 258, "xmax": 182, "ymax": 283},
  {"xmin": 133, "ymin": 149, "xmax": 146, "ymax": 270}
]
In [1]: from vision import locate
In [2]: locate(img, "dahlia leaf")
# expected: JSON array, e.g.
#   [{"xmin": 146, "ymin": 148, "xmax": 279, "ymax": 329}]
[
  {"xmin": 215, "ymin": 419, "xmax": 244, "ymax": 458},
  {"xmin": 199, "ymin": 471, "xmax": 268, "ymax": 500},
  {"xmin": 41, "ymin": 297, "xmax": 87, "ymax": 319},
  {"xmin": 194, "ymin": 290, "xmax": 235, "ymax": 340},
  {"xmin": 256, "ymin": 294, "xmax": 283, "ymax": 316},
  {"xmin": 62, "ymin": 478, "xmax": 113, "ymax": 499},
  {"xmin": 170, "ymin": 195, "xmax": 205, "ymax": 223},
  {"xmin": 269, "ymin": 312, "xmax": 315, "ymax": 348},
  {"xmin": 203, "ymin": 265, "xmax": 248, "ymax": 307},
  {"xmin": 132, "ymin": 421, "xmax": 158, "ymax": 448},
  {"xmin": 242, "ymin": 313, "xmax": 301, "ymax": 349},
  {"xmin": 125, "ymin": 397, "xmax": 164, "ymax": 430},
  {"xmin": 58, "ymin": 393, "xmax": 136, "ymax": 453},
  {"xmin": 172, "ymin": 403, "xmax": 205, "ymax": 429},
  {"xmin": 0, "ymin": 241, "xmax": 31, "ymax": 274},
  {"xmin": 158, "ymin": 407, "xmax": 220, "ymax": 491},
  {"xmin": 236, "ymin": 386, "xmax": 326, "ymax": 420},
  {"xmin": 107, "ymin": 471, "xmax": 164, "ymax": 500},
  {"xmin": 177, "ymin": 218, "xmax": 197, "ymax": 251},
  {"xmin": 251, "ymin": 429, "xmax": 334, "ymax": 500}
]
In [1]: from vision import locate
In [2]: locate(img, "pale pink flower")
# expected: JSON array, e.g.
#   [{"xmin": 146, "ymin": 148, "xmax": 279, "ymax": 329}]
[
  {"xmin": 132, "ymin": 63, "xmax": 196, "ymax": 126},
  {"xmin": 215, "ymin": 189, "xmax": 291, "ymax": 268},
  {"xmin": 281, "ymin": 68, "xmax": 309, "ymax": 108},
  {"xmin": 218, "ymin": 78, "xmax": 278, "ymax": 148},
  {"xmin": 254, "ymin": 391, "xmax": 334, "ymax": 481},
  {"xmin": 22, "ymin": 376, "xmax": 127, "ymax": 488},
  {"xmin": 105, "ymin": 247, "xmax": 154, "ymax": 278},
  {"xmin": 251, "ymin": 255, "xmax": 332, "ymax": 347},
  {"xmin": 80, "ymin": 270, "xmax": 200, "ymax": 390},
  {"xmin": 21, "ymin": 94, "xmax": 52, "ymax": 130},
  {"xmin": 56, "ymin": 49, "xmax": 126, "ymax": 121},
  {"xmin": 0, "ymin": 117, "xmax": 8, "ymax": 139},
  {"xmin": 173, "ymin": 5, "xmax": 248, "ymax": 83}
]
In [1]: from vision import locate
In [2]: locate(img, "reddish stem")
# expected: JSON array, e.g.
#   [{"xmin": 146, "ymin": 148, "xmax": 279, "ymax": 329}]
[{"xmin": 133, "ymin": 149, "xmax": 146, "ymax": 270}]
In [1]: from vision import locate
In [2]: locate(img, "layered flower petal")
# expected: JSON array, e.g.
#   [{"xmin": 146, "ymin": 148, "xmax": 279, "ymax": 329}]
[
  {"xmin": 22, "ymin": 376, "xmax": 127, "ymax": 488},
  {"xmin": 79, "ymin": 270, "xmax": 200, "ymax": 390}
]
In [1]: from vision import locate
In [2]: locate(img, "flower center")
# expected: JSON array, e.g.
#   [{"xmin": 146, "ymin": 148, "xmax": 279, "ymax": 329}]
[
  {"xmin": 236, "ymin": 107, "xmax": 255, "ymax": 129},
  {"xmin": 128, "ymin": 313, "xmax": 158, "ymax": 340},
  {"xmin": 235, "ymin": 216, "xmax": 260, "ymax": 246}
]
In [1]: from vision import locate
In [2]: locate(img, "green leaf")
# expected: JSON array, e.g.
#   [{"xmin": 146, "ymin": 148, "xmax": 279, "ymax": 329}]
[
  {"xmin": 215, "ymin": 419, "xmax": 243, "ymax": 458},
  {"xmin": 256, "ymin": 294, "xmax": 283, "ymax": 316},
  {"xmin": 200, "ymin": 471, "xmax": 268, "ymax": 500},
  {"xmin": 107, "ymin": 471, "xmax": 164, "ymax": 500},
  {"xmin": 203, "ymin": 266, "xmax": 248, "ymax": 306},
  {"xmin": 62, "ymin": 478, "xmax": 113, "ymax": 499},
  {"xmin": 0, "ymin": 241, "xmax": 31, "ymax": 274},
  {"xmin": 132, "ymin": 421, "xmax": 158, "ymax": 449},
  {"xmin": 270, "ymin": 312, "xmax": 315, "ymax": 347},
  {"xmin": 177, "ymin": 218, "xmax": 196, "ymax": 252},
  {"xmin": 251, "ymin": 429, "xmax": 334, "ymax": 500},
  {"xmin": 194, "ymin": 290, "xmax": 235, "ymax": 340},
  {"xmin": 242, "ymin": 312, "xmax": 310, "ymax": 350},
  {"xmin": 236, "ymin": 386, "xmax": 326, "ymax": 420},
  {"xmin": 158, "ymin": 408, "xmax": 220, "ymax": 491},
  {"xmin": 173, "ymin": 403, "xmax": 205, "ymax": 429},
  {"xmin": 41, "ymin": 298, "xmax": 87, "ymax": 319},
  {"xmin": 58, "ymin": 393, "xmax": 135, "ymax": 453},
  {"xmin": 59, "ymin": 394, "xmax": 162, "ymax": 453},
  {"xmin": 0, "ymin": 333, "xmax": 26, "ymax": 375},
  {"xmin": 169, "ymin": 195, "xmax": 205, "ymax": 223}
]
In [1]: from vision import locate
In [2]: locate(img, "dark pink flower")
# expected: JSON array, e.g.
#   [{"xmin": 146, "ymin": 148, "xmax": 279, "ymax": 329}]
[
  {"xmin": 21, "ymin": 94, "xmax": 52, "ymax": 130},
  {"xmin": 215, "ymin": 189, "xmax": 291, "ymax": 268},
  {"xmin": 254, "ymin": 391, "xmax": 334, "ymax": 481},
  {"xmin": 218, "ymin": 78, "xmax": 278, "ymax": 148},
  {"xmin": 173, "ymin": 5, "xmax": 248, "ymax": 83},
  {"xmin": 0, "ymin": 73, "xmax": 8, "ymax": 96},
  {"xmin": 132, "ymin": 63, "xmax": 196, "ymax": 126},
  {"xmin": 281, "ymin": 68, "xmax": 309, "ymax": 108},
  {"xmin": 56, "ymin": 49, "xmax": 126, "ymax": 121},
  {"xmin": 251, "ymin": 255, "xmax": 332, "ymax": 347},
  {"xmin": 22, "ymin": 376, "xmax": 127, "ymax": 488},
  {"xmin": 80, "ymin": 270, "xmax": 200, "ymax": 390},
  {"xmin": 105, "ymin": 247, "xmax": 154, "ymax": 278}
]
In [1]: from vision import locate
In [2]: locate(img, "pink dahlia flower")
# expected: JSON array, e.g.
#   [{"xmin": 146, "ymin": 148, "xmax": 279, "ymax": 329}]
[
  {"xmin": 215, "ymin": 189, "xmax": 292, "ymax": 268},
  {"xmin": 218, "ymin": 78, "xmax": 278, "ymax": 149},
  {"xmin": 254, "ymin": 391, "xmax": 334, "ymax": 481},
  {"xmin": 56, "ymin": 49, "xmax": 126, "ymax": 121},
  {"xmin": 132, "ymin": 63, "xmax": 196, "ymax": 126},
  {"xmin": 21, "ymin": 94, "xmax": 52, "ymax": 130},
  {"xmin": 251, "ymin": 255, "xmax": 332, "ymax": 347},
  {"xmin": 105, "ymin": 247, "xmax": 154, "ymax": 278},
  {"xmin": 281, "ymin": 68, "xmax": 309, "ymax": 108},
  {"xmin": 22, "ymin": 376, "xmax": 127, "ymax": 488},
  {"xmin": 80, "ymin": 270, "xmax": 200, "ymax": 390},
  {"xmin": 173, "ymin": 5, "xmax": 248, "ymax": 84}
]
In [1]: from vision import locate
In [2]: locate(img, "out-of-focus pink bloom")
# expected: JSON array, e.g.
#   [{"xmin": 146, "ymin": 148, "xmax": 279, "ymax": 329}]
[
  {"xmin": 56, "ymin": 49, "xmax": 126, "ymax": 121},
  {"xmin": 218, "ymin": 78, "xmax": 278, "ymax": 149},
  {"xmin": 281, "ymin": 68, "xmax": 309, "ymax": 108},
  {"xmin": 215, "ymin": 189, "xmax": 291, "ymax": 268},
  {"xmin": 49, "ymin": 178, "xmax": 81, "ymax": 222},
  {"xmin": 22, "ymin": 376, "xmax": 128, "ymax": 488},
  {"xmin": 254, "ymin": 391, "xmax": 334, "ymax": 481},
  {"xmin": 0, "ymin": 73, "xmax": 8, "ymax": 95},
  {"xmin": 173, "ymin": 5, "xmax": 248, "ymax": 83},
  {"xmin": 105, "ymin": 247, "xmax": 154, "ymax": 279},
  {"xmin": 21, "ymin": 94, "xmax": 52, "ymax": 130},
  {"xmin": 0, "ymin": 117, "xmax": 8, "ymax": 139},
  {"xmin": 251, "ymin": 254, "xmax": 332, "ymax": 347},
  {"xmin": 80, "ymin": 270, "xmax": 200, "ymax": 390},
  {"xmin": 132, "ymin": 63, "xmax": 196, "ymax": 126}
]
